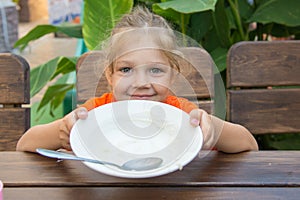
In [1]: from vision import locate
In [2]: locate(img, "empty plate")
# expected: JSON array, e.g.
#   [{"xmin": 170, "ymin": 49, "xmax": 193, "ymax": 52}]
[{"xmin": 70, "ymin": 100, "xmax": 203, "ymax": 178}]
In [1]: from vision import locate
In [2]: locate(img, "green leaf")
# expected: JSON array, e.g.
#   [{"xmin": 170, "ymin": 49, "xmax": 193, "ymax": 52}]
[
  {"xmin": 153, "ymin": 4, "xmax": 186, "ymax": 27},
  {"xmin": 226, "ymin": 0, "xmax": 253, "ymax": 31},
  {"xmin": 136, "ymin": 0, "xmax": 160, "ymax": 8},
  {"xmin": 237, "ymin": 0, "xmax": 254, "ymax": 20},
  {"xmin": 257, "ymin": 133, "xmax": 300, "ymax": 150},
  {"xmin": 30, "ymin": 56, "xmax": 77, "ymax": 98},
  {"xmin": 37, "ymin": 83, "xmax": 75, "ymax": 116},
  {"xmin": 153, "ymin": 0, "xmax": 217, "ymax": 33},
  {"xmin": 54, "ymin": 73, "xmax": 75, "ymax": 85},
  {"xmin": 14, "ymin": 23, "xmax": 82, "ymax": 51},
  {"xmin": 248, "ymin": 0, "xmax": 300, "ymax": 26},
  {"xmin": 210, "ymin": 47, "xmax": 228, "ymax": 73},
  {"xmin": 14, "ymin": 25, "xmax": 57, "ymax": 51},
  {"xmin": 31, "ymin": 101, "xmax": 64, "ymax": 126},
  {"xmin": 189, "ymin": 11, "xmax": 213, "ymax": 42},
  {"xmin": 201, "ymin": 27, "xmax": 221, "ymax": 52},
  {"xmin": 50, "ymin": 57, "xmax": 77, "ymax": 80},
  {"xmin": 56, "ymin": 23, "xmax": 83, "ymax": 38},
  {"xmin": 35, "ymin": 73, "xmax": 76, "ymax": 117},
  {"xmin": 212, "ymin": 0, "xmax": 232, "ymax": 47},
  {"xmin": 83, "ymin": 0, "xmax": 134, "ymax": 50},
  {"xmin": 264, "ymin": 23, "xmax": 300, "ymax": 37},
  {"xmin": 30, "ymin": 57, "xmax": 60, "ymax": 97},
  {"xmin": 153, "ymin": 0, "xmax": 217, "ymax": 14}
]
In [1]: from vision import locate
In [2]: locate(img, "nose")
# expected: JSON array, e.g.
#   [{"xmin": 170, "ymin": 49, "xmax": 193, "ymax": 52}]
[{"xmin": 132, "ymin": 70, "xmax": 151, "ymax": 88}]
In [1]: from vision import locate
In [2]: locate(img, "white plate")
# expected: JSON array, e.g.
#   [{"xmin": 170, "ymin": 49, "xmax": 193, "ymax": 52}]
[{"xmin": 70, "ymin": 100, "xmax": 203, "ymax": 178}]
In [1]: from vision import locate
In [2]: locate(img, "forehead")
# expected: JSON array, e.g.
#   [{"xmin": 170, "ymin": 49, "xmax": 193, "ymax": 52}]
[
  {"xmin": 115, "ymin": 48, "xmax": 169, "ymax": 65},
  {"xmin": 115, "ymin": 37, "xmax": 161, "ymax": 56},
  {"xmin": 111, "ymin": 28, "xmax": 172, "ymax": 56}
]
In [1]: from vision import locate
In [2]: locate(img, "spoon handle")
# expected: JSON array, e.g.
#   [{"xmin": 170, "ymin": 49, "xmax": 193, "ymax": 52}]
[{"xmin": 36, "ymin": 148, "xmax": 112, "ymax": 166}]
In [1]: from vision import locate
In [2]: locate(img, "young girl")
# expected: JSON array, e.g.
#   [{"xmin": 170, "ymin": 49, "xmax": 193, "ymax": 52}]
[{"xmin": 16, "ymin": 6, "xmax": 258, "ymax": 153}]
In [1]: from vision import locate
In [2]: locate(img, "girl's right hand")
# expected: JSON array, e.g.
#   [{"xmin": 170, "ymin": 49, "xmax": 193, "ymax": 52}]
[
  {"xmin": 59, "ymin": 107, "xmax": 88, "ymax": 150},
  {"xmin": 189, "ymin": 109, "xmax": 215, "ymax": 150}
]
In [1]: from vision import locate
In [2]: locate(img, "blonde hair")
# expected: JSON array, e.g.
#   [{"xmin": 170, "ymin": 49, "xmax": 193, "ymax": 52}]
[
  {"xmin": 112, "ymin": 6, "xmax": 172, "ymax": 34},
  {"xmin": 105, "ymin": 6, "xmax": 182, "ymax": 76}
]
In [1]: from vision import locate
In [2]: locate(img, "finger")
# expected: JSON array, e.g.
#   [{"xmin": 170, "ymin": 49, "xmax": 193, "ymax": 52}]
[
  {"xmin": 58, "ymin": 123, "xmax": 72, "ymax": 150},
  {"xmin": 62, "ymin": 141, "xmax": 71, "ymax": 151},
  {"xmin": 71, "ymin": 112, "xmax": 78, "ymax": 122},
  {"xmin": 74, "ymin": 107, "xmax": 88, "ymax": 120},
  {"xmin": 199, "ymin": 113, "xmax": 214, "ymax": 149},
  {"xmin": 189, "ymin": 109, "xmax": 201, "ymax": 126},
  {"xmin": 203, "ymin": 131, "xmax": 214, "ymax": 150}
]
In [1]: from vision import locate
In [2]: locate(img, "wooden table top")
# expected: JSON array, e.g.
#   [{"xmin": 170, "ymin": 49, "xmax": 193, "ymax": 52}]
[{"xmin": 1, "ymin": 151, "xmax": 299, "ymax": 199}]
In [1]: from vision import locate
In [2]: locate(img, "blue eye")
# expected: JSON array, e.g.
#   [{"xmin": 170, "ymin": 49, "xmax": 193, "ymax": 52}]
[
  {"xmin": 150, "ymin": 68, "xmax": 163, "ymax": 74},
  {"xmin": 120, "ymin": 67, "xmax": 132, "ymax": 73}
]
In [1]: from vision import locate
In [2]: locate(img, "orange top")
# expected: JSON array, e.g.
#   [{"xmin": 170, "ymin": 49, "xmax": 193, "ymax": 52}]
[{"xmin": 80, "ymin": 93, "xmax": 198, "ymax": 114}]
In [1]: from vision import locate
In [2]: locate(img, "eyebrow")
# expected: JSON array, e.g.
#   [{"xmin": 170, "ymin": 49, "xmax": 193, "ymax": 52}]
[
  {"xmin": 115, "ymin": 60, "xmax": 132, "ymax": 65},
  {"xmin": 116, "ymin": 60, "xmax": 169, "ymax": 66}
]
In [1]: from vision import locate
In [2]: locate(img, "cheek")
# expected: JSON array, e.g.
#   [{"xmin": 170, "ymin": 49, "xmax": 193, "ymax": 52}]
[
  {"xmin": 152, "ymin": 80, "xmax": 172, "ymax": 93},
  {"xmin": 111, "ymin": 76, "xmax": 131, "ymax": 90},
  {"xmin": 110, "ymin": 74, "xmax": 122, "ymax": 86},
  {"xmin": 153, "ymin": 74, "xmax": 175, "ymax": 93},
  {"xmin": 152, "ymin": 74, "xmax": 173, "ymax": 86}
]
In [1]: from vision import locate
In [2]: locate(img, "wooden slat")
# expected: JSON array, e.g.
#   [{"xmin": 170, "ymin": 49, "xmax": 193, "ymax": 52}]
[
  {"xmin": 227, "ymin": 41, "xmax": 300, "ymax": 88},
  {"xmin": 2, "ymin": 151, "xmax": 300, "ymax": 199},
  {"xmin": 227, "ymin": 88, "xmax": 300, "ymax": 134},
  {"xmin": 0, "ymin": 108, "xmax": 30, "ymax": 151},
  {"xmin": 227, "ymin": 41, "xmax": 300, "ymax": 135},
  {"xmin": 1, "ymin": 151, "xmax": 300, "ymax": 186},
  {"xmin": 191, "ymin": 100, "xmax": 213, "ymax": 114},
  {"xmin": 76, "ymin": 50, "xmax": 105, "ymax": 104},
  {"xmin": 76, "ymin": 47, "xmax": 214, "ymax": 105},
  {"xmin": 0, "ymin": 53, "xmax": 30, "ymax": 151},
  {"xmin": 0, "ymin": 53, "xmax": 30, "ymax": 104},
  {"xmin": 4, "ymin": 187, "xmax": 300, "ymax": 200},
  {"xmin": 173, "ymin": 47, "xmax": 214, "ymax": 99}
]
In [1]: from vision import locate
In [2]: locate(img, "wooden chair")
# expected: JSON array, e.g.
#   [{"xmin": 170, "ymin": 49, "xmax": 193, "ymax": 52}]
[
  {"xmin": 227, "ymin": 41, "xmax": 300, "ymax": 138},
  {"xmin": 76, "ymin": 47, "xmax": 215, "ymax": 113},
  {"xmin": 0, "ymin": 53, "xmax": 30, "ymax": 151}
]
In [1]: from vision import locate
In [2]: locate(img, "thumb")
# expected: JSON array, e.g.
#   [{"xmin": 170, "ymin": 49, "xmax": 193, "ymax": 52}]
[
  {"xmin": 189, "ymin": 109, "xmax": 201, "ymax": 127},
  {"xmin": 74, "ymin": 107, "xmax": 88, "ymax": 120}
]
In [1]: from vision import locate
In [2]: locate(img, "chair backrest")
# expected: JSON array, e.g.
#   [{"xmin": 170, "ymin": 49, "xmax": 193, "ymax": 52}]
[
  {"xmin": 76, "ymin": 47, "xmax": 214, "ymax": 113},
  {"xmin": 0, "ymin": 53, "xmax": 30, "ymax": 151},
  {"xmin": 226, "ymin": 41, "xmax": 300, "ymax": 134}
]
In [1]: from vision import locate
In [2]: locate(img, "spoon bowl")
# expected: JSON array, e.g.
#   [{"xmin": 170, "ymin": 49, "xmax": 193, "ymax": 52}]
[{"xmin": 36, "ymin": 148, "xmax": 163, "ymax": 171}]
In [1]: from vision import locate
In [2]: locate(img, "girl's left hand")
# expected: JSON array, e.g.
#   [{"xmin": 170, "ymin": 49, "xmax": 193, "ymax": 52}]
[
  {"xmin": 59, "ymin": 107, "xmax": 88, "ymax": 150},
  {"xmin": 189, "ymin": 109, "xmax": 215, "ymax": 150}
]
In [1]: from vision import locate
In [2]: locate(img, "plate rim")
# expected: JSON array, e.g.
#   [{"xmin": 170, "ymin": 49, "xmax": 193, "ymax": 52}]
[{"xmin": 70, "ymin": 100, "xmax": 203, "ymax": 178}]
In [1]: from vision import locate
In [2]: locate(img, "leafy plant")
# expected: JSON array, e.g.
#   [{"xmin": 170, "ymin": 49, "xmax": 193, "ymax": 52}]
[
  {"xmin": 152, "ymin": 0, "xmax": 300, "ymax": 72},
  {"xmin": 15, "ymin": 0, "xmax": 133, "ymax": 117},
  {"xmin": 14, "ymin": 0, "xmax": 300, "ymax": 118}
]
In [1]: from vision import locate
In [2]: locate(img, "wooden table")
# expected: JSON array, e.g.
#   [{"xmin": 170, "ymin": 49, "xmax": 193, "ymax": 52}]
[{"xmin": 1, "ymin": 151, "xmax": 299, "ymax": 199}]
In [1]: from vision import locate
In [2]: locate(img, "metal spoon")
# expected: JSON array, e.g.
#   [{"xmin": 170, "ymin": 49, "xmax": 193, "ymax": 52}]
[{"xmin": 36, "ymin": 148, "xmax": 163, "ymax": 171}]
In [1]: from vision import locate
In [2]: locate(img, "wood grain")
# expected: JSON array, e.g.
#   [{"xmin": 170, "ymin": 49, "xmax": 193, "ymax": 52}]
[
  {"xmin": 0, "ymin": 108, "xmax": 30, "ymax": 151},
  {"xmin": 1, "ymin": 151, "xmax": 299, "ymax": 187},
  {"xmin": 226, "ymin": 41, "xmax": 300, "ymax": 135},
  {"xmin": 227, "ymin": 41, "xmax": 300, "ymax": 88},
  {"xmin": 4, "ymin": 187, "xmax": 300, "ymax": 200},
  {"xmin": 227, "ymin": 89, "xmax": 300, "ymax": 134},
  {"xmin": 1, "ymin": 151, "xmax": 299, "ymax": 199},
  {"xmin": 0, "ymin": 53, "xmax": 30, "ymax": 151},
  {"xmin": 0, "ymin": 53, "xmax": 30, "ymax": 104}
]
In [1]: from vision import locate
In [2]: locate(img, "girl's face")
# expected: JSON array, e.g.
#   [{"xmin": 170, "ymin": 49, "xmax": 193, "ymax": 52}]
[{"xmin": 107, "ymin": 48, "xmax": 175, "ymax": 102}]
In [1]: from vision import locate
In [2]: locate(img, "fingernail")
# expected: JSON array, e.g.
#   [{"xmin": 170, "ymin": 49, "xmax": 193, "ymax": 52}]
[
  {"xmin": 78, "ymin": 110, "xmax": 86, "ymax": 115},
  {"xmin": 191, "ymin": 119, "xmax": 200, "ymax": 126}
]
